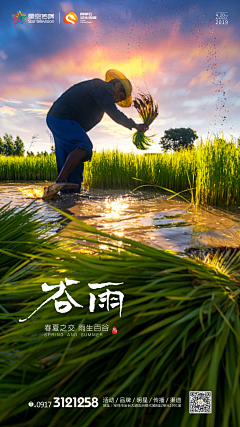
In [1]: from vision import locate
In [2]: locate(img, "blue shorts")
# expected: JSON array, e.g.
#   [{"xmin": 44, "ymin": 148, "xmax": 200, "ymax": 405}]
[{"xmin": 46, "ymin": 115, "xmax": 93, "ymax": 192}]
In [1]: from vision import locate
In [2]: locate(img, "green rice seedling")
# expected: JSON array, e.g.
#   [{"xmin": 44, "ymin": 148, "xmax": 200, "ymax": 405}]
[
  {"xmin": 83, "ymin": 136, "xmax": 240, "ymax": 206},
  {"xmin": 0, "ymin": 203, "xmax": 60, "ymax": 279},
  {"xmin": 0, "ymin": 154, "xmax": 57, "ymax": 181},
  {"xmin": 132, "ymin": 94, "xmax": 158, "ymax": 150},
  {"xmin": 194, "ymin": 135, "xmax": 240, "ymax": 206},
  {"xmin": 0, "ymin": 204, "xmax": 240, "ymax": 427},
  {"xmin": 0, "ymin": 136, "xmax": 240, "ymax": 206}
]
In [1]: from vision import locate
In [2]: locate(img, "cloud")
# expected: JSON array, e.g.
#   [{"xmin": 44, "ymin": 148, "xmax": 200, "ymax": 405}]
[
  {"xmin": 182, "ymin": 97, "xmax": 214, "ymax": 108},
  {"xmin": 35, "ymin": 101, "xmax": 52, "ymax": 106},
  {"xmin": 0, "ymin": 50, "xmax": 7, "ymax": 60},
  {"xmin": 0, "ymin": 85, "xmax": 55, "ymax": 100},
  {"xmin": 97, "ymin": 115, "xmax": 132, "ymax": 138},
  {"xmin": 22, "ymin": 107, "xmax": 48, "ymax": 116},
  {"xmin": 2, "ymin": 21, "xmax": 239, "ymax": 110},
  {"xmin": 60, "ymin": 2, "xmax": 74, "ymax": 13},
  {"xmin": 0, "ymin": 98, "xmax": 22, "ymax": 104},
  {"xmin": 10, "ymin": 23, "xmax": 238, "ymax": 95},
  {"xmin": 1, "ymin": 15, "xmax": 239, "ymax": 147},
  {"xmin": 0, "ymin": 106, "xmax": 16, "ymax": 116},
  {"xmin": 188, "ymin": 70, "xmax": 213, "ymax": 87}
]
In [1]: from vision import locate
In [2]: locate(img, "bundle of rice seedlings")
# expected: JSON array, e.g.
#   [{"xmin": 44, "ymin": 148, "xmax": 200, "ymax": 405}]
[
  {"xmin": 132, "ymin": 94, "xmax": 158, "ymax": 150},
  {"xmin": 186, "ymin": 245, "xmax": 240, "ymax": 280},
  {"xmin": 0, "ymin": 204, "xmax": 240, "ymax": 427}
]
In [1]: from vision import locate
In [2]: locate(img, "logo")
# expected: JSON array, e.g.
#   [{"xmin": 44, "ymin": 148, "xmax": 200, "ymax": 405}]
[
  {"xmin": 80, "ymin": 12, "xmax": 97, "ymax": 23},
  {"xmin": 112, "ymin": 326, "xmax": 117, "ymax": 334},
  {"xmin": 12, "ymin": 11, "xmax": 27, "ymax": 24},
  {"xmin": 28, "ymin": 13, "xmax": 54, "ymax": 24},
  {"xmin": 63, "ymin": 12, "xmax": 78, "ymax": 24}
]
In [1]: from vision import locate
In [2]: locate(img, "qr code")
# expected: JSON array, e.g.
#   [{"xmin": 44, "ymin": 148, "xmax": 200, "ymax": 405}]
[{"xmin": 189, "ymin": 391, "xmax": 212, "ymax": 414}]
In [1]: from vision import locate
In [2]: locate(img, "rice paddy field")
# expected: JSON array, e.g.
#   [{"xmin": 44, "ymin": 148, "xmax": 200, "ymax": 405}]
[
  {"xmin": 0, "ymin": 136, "xmax": 240, "ymax": 206},
  {"xmin": 1, "ymin": 135, "xmax": 240, "ymax": 427}
]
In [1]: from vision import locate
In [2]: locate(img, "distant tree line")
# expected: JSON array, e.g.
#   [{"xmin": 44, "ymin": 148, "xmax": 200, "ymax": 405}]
[
  {"xmin": 1, "ymin": 128, "xmax": 199, "ymax": 156},
  {"xmin": 0, "ymin": 133, "xmax": 55, "ymax": 156},
  {"xmin": 26, "ymin": 150, "xmax": 51, "ymax": 157},
  {"xmin": 0, "ymin": 134, "xmax": 25, "ymax": 156},
  {"xmin": 159, "ymin": 128, "xmax": 198, "ymax": 152}
]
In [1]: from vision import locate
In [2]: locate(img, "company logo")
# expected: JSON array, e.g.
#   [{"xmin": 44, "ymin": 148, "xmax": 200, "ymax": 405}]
[
  {"xmin": 63, "ymin": 12, "xmax": 78, "ymax": 24},
  {"xmin": 12, "ymin": 11, "xmax": 27, "ymax": 24},
  {"xmin": 80, "ymin": 12, "xmax": 97, "ymax": 23},
  {"xmin": 28, "ymin": 13, "xmax": 54, "ymax": 24},
  {"xmin": 112, "ymin": 326, "xmax": 117, "ymax": 334}
]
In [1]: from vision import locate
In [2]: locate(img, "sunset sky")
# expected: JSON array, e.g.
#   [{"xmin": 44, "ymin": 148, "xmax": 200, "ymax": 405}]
[{"xmin": 0, "ymin": 0, "xmax": 239, "ymax": 154}]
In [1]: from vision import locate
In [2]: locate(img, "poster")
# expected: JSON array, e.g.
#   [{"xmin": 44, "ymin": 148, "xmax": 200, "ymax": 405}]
[{"xmin": 0, "ymin": 1, "xmax": 240, "ymax": 426}]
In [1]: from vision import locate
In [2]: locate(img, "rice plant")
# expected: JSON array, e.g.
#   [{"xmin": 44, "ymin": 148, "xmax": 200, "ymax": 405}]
[
  {"xmin": 0, "ymin": 202, "xmax": 59, "ymax": 280},
  {"xmin": 0, "ymin": 154, "xmax": 57, "ymax": 181},
  {"xmin": 0, "ymin": 203, "xmax": 240, "ymax": 427},
  {"xmin": 83, "ymin": 136, "xmax": 240, "ymax": 206},
  {"xmin": 132, "ymin": 94, "xmax": 159, "ymax": 150},
  {"xmin": 0, "ymin": 135, "xmax": 240, "ymax": 206}
]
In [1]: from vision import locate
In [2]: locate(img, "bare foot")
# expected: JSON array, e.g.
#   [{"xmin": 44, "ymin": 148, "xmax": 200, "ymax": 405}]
[{"xmin": 43, "ymin": 182, "xmax": 79, "ymax": 199}]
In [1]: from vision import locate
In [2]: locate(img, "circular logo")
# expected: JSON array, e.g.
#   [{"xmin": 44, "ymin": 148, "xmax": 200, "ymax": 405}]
[{"xmin": 63, "ymin": 12, "xmax": 78, "ymax": 24}]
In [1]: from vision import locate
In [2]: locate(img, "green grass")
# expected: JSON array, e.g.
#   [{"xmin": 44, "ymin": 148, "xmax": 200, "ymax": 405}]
[
  {"xmin": 0, "ymin": 135, "xmax": 240, "ymax": 205},
  {"xmin": 0, "ymin": 203, "xmax": 240, "ymax": 427},
  {"xmin": 0, "ymin": 153, "xmax": 57, "ymax": 181},
  {"xmin": 84, "ymin": 135, "xmax": 240, "ymax": 206}
]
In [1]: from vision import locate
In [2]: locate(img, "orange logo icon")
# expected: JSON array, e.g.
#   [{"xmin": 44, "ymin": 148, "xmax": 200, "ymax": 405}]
[{"xmin": 63, "ymin": 12, "xmax": 78, "ymax": 24}]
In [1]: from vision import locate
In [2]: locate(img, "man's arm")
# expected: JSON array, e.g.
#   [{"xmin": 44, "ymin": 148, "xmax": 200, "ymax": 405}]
[
  {"xmin": 106, "ymin": 106, "xmax": 149, "ymax": 132},
  {"xmin": 91, "ymin": 84, "xmax": 148, "ymax": 131}
]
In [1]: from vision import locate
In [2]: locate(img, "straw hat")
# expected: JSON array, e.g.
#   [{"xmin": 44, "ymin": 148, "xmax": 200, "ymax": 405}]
[{"xmin": 105, "ymin": 69, "xmax": 132, "ymax": 107}]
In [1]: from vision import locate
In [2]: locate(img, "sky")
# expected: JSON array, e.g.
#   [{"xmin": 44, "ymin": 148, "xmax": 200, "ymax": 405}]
[{"xmin": 0, "ymin": 0, "xmax": 240, "ymax": 154}]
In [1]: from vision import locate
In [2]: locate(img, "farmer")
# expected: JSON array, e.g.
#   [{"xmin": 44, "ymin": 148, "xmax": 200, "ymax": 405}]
[{"xmin": 45, "ymin": 69, "xmax": 148, "ymax": 197}]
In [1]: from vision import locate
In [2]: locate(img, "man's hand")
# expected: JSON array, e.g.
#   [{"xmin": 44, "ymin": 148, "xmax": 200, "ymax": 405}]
[{"xmin": 134, "ymin": 123, "xmax": 149, "ymax": 132}]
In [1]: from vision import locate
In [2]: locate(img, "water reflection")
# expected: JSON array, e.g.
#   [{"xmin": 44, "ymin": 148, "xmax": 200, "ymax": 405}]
[
  {"xmin": 17, "ymin": 185, "xmax": 44, "ymax": 199},
  {"xmin": 0, "ymin": 183, "xmax": 63, "ymax": 233},
  {"xmin": 104, "ymin": 198, "xmax": 129, "ymax": 219},
  {"xmin": 1, "ymin": 184, "xmax": 240, "ymax": 252}
]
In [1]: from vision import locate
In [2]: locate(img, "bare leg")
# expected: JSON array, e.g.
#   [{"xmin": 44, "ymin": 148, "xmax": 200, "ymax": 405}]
[
  {"xmin": 56, "ymin": 147, "xmax": 88, "ymax": 183},
  {"xmin": 42, "ymin": 147, "xmax": 88, "ymax": 199}
]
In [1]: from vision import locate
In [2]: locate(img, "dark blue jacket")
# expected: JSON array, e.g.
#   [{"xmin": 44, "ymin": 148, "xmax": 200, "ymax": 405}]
[{"xmin": 48, "ymin": 78, "xmax": 135, "ymax": 132}]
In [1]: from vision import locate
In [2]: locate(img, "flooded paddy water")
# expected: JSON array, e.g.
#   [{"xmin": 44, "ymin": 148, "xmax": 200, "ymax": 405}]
[{"xmin": 1, "ymin": 183, "xmax": 240, "ymax": 253}]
